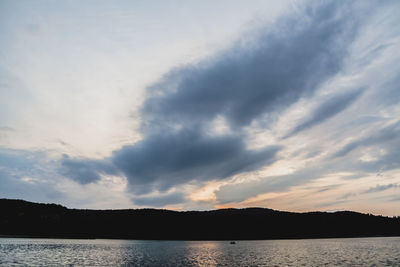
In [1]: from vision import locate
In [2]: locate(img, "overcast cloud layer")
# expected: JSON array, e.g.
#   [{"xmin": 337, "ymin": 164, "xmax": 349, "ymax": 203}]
[{"xmin": 1, "ymin": 0, "xmax": 400, "ymax": 214}]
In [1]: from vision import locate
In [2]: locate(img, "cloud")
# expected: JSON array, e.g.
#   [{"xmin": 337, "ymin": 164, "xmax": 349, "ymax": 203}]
[
  {"xmin": 315, "ymin": 199, "xmax": 348, "ymax": 208},
  {"xmin": 59, "ymin": 155, "xmax": 119, "ymax": 184},
  {"xmin": 113, "ymin": 130, "xmax": 280, "ymax": 194},
  {"xmin": 109, "ymin": 0, "xmax": 361, "ymax": 196},
  {"xmin": 353, "ymin": 145, "xmax": 400, "ymax": 174},
  {"xmin": 131, "ymin": 191, "xmax": 185, "ymax": 207},
  {"xmin": 0, "ymin": 149, "xmax": 64, "ymax": 202},
  {"xmin": 142, "ymin": 1, "xmax": 359, "ymax": 132},
  {"xmin": 284, "ymin": 89, "xmax": 363, "ymax": 138},
  {"xmin": 54, "ymin": 1, "xmax": 366, "ymax": 201},
  {"xmin": 215, "ymin": 168, "xmax": 325, "ymax": 204},
  {"xmin": 333, "ymin": 120, "xmax": 400, "ymax": 158},
  {"xmin": 0, "ymin": 149, "xmax": 38, "ymax": 172},
  {"xmin": 378, "ymin": 76, "xmax": 400, "ymax": 107},
  {"xmin": 0, "ymin": 169, "xmax": 63, "ymax": 201},
  {"xmin": 215, "ymin": 124, "xmax": 400, "ymax": 205},
  {"xmin": 46, "ymin": 0, "xmax": 397, "ymax": 209},
  {"xmin": 363, "ymin": 184, "xmax": 399, "ymax": 194}
]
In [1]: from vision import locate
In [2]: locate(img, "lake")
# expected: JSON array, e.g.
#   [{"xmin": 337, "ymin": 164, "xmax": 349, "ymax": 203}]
[{"xmin": 1, "ymin": 237, "xmax": 399, "ymax": 266}]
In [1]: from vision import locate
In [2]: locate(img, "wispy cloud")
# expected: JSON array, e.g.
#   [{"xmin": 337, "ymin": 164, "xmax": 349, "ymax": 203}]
[
  {"xmin": 284, "ymin": 89, "xmax": 363, "ymax": 138},
  {"xmin": 363, "ymin": 184, "xmax": 399, "ymax": 194}
]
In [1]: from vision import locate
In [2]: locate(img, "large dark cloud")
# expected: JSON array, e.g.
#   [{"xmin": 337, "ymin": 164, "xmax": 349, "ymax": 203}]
[
  {"xmin": 114, "ymin": 0, "xmax": 359, "ymax": 196},
  {"xmin": 58, "ymin": 0, "xmax": 365, "ymax": 202},
  {"xmin": 113, "ymin": 130, "xmax": 280, "ymax": 194},
  {"xmin": 142, "ymin": 1, "xmax": 358, "ymax": 132}
]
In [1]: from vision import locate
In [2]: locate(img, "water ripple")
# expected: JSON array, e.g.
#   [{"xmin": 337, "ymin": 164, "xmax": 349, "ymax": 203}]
[{"xmin": 1, "ymin": 237, "xmax": 400, "ymax": 266}]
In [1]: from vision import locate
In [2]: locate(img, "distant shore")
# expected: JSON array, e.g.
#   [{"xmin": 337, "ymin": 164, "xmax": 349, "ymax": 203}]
[{"xmin": 1, "ymin": 199, "xmax": 400, "ymax": 240}]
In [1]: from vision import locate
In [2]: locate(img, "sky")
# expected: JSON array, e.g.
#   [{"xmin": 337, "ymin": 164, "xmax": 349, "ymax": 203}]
[{"xmin": 1, "ymin": 0, "xmax": 400, "ymax": 216}]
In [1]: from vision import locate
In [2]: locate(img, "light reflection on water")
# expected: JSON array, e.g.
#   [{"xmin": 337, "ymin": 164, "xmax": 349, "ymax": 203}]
[{"xmin": 1, "ymin": 237, "xmax": 400, "ymax": 266}]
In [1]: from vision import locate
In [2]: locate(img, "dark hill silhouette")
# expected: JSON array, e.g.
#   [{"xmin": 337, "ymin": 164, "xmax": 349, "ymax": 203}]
[{"xmin": 1, "ymin": 199, "xmax": 399, "ymax": 240}]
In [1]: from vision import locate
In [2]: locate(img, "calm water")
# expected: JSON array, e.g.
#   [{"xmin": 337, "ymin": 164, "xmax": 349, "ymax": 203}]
[{"xmin": 1, "ymin": 237, "xmax": 400, "ymax": 266}]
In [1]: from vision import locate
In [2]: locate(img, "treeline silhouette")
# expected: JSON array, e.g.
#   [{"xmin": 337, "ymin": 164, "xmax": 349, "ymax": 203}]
[{"xmin": 1, "ymin": 199, "xmax": 399, "ymax": 240}]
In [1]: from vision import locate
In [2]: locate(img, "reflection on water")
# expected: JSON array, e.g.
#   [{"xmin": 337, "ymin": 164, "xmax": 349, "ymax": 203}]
[{"xmin": 1, "ymin": 237, "xmax": 400, "ymax": 266}]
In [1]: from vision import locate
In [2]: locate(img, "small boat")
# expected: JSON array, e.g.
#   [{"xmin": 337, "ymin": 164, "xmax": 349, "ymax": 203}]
[{"xmin": 230, "ymin": 241, "xmax": 236, "ymax": 244}]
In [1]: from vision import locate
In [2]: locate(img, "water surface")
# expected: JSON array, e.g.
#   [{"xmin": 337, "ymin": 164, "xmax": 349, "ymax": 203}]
[{"xmin": 1, "ymin": 237, "xmax": 399, "ymax": 266}]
